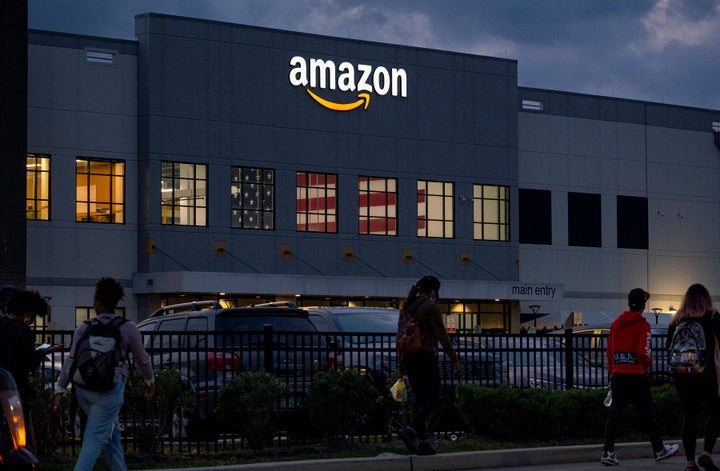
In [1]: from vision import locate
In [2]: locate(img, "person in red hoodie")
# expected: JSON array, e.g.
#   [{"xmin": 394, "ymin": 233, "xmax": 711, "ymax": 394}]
[{"xmin": 600, "ymin": 288, "xmax": 679, "ymax": 466}]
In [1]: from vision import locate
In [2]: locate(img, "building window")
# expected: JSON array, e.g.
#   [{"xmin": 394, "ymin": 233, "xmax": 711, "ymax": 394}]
[
  {"xmin": 75, "ymin": 307, "xmax": 124, "ymax": 326},
  {"xmin": 26, "ymin": 153, "xmax": 50, "ymax": 220},
  {"xmin": 161, "ymin": 162, "xmax": 207, "ymax": 226},
  {"xmin": 231, "ymin": 167, "xmax": 274, "ymax": 230},
  {"xmin": 568, "ymin": 192, "xmax": 601, "ymax": 247},
  {"xmin": 473, "ymin": 184, "xmax": 509, "ymax": 241},
  {"xmin": 76, "ymin": 158, "xmax": 124, "ymax": 223},
  {"xmin": 358, "ymin": 176, "xmax": 397, "ymax": 235},
  {"xmin": 617, "ymin": 195, "xmax": 648, "ymax": 249},
  {"xmin": 417, "ymin": 180, "xmax": 454, "ymax": 238},
  {"xmin": 296, "ymin": 172, "xmax": 337, "ymax": 233},
  {"xmin": 519, "ymin": 189, "xmax": 552, "ymax": 244}
]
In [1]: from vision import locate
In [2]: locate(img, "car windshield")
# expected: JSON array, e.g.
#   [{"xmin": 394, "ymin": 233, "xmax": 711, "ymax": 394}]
[{"xmin": 328, "ymin": 311, "xmax": 398, "ymax": 333}]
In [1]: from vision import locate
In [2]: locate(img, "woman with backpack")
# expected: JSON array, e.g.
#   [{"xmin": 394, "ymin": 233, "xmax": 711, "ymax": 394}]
[
  {"xmin": 396, "ymin": 276, "xmax": 461, "ymax": 456},
  {"xmin": 668, "ymin": 283, "xmax": 720, "ymax": 471}
]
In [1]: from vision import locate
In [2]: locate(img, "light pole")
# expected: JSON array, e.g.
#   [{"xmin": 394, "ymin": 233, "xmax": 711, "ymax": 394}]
[
  {"xmin": 529, "ymin": 304, "xmax": 541, "ymax": 329},
  {"xmin": 651, "ymin": 307, "xmax": 662, "ymax": 324}
]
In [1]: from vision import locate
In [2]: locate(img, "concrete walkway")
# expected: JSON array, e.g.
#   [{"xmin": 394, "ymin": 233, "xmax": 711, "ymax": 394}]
[{"xmin": 152, "ymin": 440, "xmax": 695, "ymax": 471}]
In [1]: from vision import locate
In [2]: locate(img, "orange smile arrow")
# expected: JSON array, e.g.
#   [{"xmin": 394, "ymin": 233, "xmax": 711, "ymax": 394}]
[{"xmin": 306, "ymin": 89, "xmax": 371, "ymax": 111}]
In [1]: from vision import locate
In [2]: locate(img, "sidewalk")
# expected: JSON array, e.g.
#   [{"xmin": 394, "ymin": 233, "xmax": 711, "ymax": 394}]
[{"xmin": 152, "ymin": 440, "xmax": 692, "ymax": 471}]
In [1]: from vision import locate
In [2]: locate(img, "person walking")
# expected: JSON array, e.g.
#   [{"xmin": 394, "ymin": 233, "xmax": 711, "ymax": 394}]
[
  {"xmin": 667, "ymin": 283, "xmax": 720, "ymax": 471},
  {"xmin": 52, "ymin": 277, "xmax": 155, "ymax": 471},
  {"xmin": 601, "ymin": 288, "xmax": 679, "ymax": 466},
  {"xmin": 397, "ymin": 275, "xmax": 461, "ymax": 456},
  {"xmin": 0, "ymin": 288, "xmax": 49, "ymax": 454}
]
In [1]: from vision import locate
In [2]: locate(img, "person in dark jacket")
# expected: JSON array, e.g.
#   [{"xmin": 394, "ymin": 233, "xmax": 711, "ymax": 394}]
[
  {"xmin": 601, "ymin": 288, "xmax": 678, "ymax": 466},
  {"xmin": 397, "ymin": 275, "xmax": 461, "ymax": 456},
  {"xmin": 0, "ymin": 288, "xmax": 50, "ymax": 454},
  {"xmin": 668, "ymin": 283, "xmax": 720, "ymax": 471}
]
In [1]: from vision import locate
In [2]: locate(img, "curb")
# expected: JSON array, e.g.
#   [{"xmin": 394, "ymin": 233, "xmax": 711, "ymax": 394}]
[{"xmin": 152, "ymin": 441, "xmax": 665, "ymax": 471}]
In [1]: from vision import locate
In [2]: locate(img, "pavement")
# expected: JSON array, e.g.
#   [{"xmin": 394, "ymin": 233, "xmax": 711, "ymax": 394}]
[{"xmin": 151, "ymin": 440, "xmax": 697, "ymax": 471}]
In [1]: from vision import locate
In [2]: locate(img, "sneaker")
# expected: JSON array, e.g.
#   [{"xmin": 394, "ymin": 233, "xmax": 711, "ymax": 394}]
[
  {"xmin": 655, "ymin": 443, "xmax": 679, "ymax": 462},
  {"xmin": 601, "ymin": 450, "xmax": 619, "ymax": 466},
  {"xmin": 698, "ymin": 454, "xmax": 720, "ymax": 471},
  {"xmin": 417, "ymin": 440, "xmax": 436, "ymax": 456},
  {"xmin": 398, "ymin": 426, "xmax": 418, "ymax": 453}
]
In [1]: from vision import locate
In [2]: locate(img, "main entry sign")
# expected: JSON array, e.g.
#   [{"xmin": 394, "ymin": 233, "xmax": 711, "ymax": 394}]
[{"xmin": 289, "ymin": 56, "xmax": 407, "ymax": 112}]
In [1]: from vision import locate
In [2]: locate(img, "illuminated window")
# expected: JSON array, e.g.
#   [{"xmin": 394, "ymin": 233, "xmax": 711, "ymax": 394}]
[
  {"xmin": 231, "ymin": 167, "xmax": 274, "ymax": 230},
  {"xmin": 161, "ymin": 162, "xmax": 207, "ymax": 226},
  {"xmin": 417, "ymin": 180, "xmax": 454, "ymax": 238},
  {"xmin": 26, "ymin": 153, "xmax": 50, "ymax": 220},
  {"xmin": 296, "ymin": 172, "xmax": 337, "ymax": 233},
  {"xmin": 358, "ymin": 176, "xmax": 397, "ymax": 235},
  {"xmin": 473, "ymin": 185, "xmax": 509, "ymax": 241},
  {"xmin": 76, "ymin": 158, "xmax": 124, "ymax": 223},
  {"xmin": 75, "ymin": 307, "xmax": 124, "ymax": 326}
]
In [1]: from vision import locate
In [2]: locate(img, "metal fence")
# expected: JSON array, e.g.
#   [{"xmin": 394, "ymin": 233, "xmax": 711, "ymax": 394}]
[{"xmin": 34, "ymin": 328, "xmax": 671, "ymax": 455}]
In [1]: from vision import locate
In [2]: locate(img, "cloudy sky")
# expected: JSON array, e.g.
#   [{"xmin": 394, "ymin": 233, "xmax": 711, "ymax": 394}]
[{"xmin": 28, "ymin": 0, "xmax": 720, "ymax": 110}]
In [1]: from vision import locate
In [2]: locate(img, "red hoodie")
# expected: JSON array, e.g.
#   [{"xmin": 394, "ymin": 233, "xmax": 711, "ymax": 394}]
[{"xmin": 607, "ymin": 310, "xmax": 652, "ymax": 376}]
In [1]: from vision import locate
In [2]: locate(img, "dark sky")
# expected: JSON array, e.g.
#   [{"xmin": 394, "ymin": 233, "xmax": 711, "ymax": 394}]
[{"xmin": 28, "ymin": 0, "xmax": 720, "ymax": 110}]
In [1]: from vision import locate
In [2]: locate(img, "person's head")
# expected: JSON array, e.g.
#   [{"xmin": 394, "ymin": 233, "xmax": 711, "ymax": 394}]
[
  {"xmin": 6, "ymin": 289, "xmax": 49, "ymax": 325},
  {"xmin": 94, "ymin": 277, "xmax": 124, "ymax": 313},
  {"xmin": 404, "ymin": 275, "xmax": 441, "ymax": 309},
  {"xmin": 627, "ymin": 288, "xmax": 649, "ymax": 312},
  {"xmin": 676, "ymin": 283, "xmax": 713, "ymax": 319},
  {"xmin": 415, "ymin": 275, "xmax": 441, "ymax": 300},
  {"xmin": 0, "ymin": 284, "xmax": 20, "ymax": 314}
]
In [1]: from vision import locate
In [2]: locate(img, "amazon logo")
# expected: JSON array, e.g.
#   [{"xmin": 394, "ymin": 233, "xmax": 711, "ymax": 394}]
[{"xmin": 289, "ymin": 56, "xmax": 407, "ymax": 112}]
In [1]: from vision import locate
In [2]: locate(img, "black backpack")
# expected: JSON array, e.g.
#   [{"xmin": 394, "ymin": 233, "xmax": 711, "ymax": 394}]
[{"xmin": 69, "ymin": 317, "xmax": 127, "ymax": 391}]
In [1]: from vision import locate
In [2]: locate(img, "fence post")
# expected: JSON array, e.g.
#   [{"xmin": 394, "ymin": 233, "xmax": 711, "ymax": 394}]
[
  {"xmin": 263, "ymin": 324, "xmax": 273, "ymax": 373},
  {"xmin": 564, "ymin": 328, "xmax": 574, "ymax": 389}
]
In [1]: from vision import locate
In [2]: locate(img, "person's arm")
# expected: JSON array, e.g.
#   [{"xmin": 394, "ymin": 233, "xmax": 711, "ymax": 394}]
[
  {"xmin": 606, "ymin": 327, "xmax": 615, "ymax": 377},
  {"xmin": 638, "ymin": 323, "xmax": 653, "ymax": 370},
  {"xmin": 428, "ymin": 304, "xmax": 461, "ymax": 372},
  {"xmin": 52, "ymin": 323, "xmax": 85, "ymax": 413},
  {"xmin": 125, "ymin": 322, "xmax": 155, "ymax": 397}
]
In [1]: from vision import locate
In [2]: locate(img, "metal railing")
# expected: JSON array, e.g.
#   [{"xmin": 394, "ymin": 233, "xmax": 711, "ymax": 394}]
[{"xmin": 34, "ymin": 328, "xmax": 670, "ymax": 455}]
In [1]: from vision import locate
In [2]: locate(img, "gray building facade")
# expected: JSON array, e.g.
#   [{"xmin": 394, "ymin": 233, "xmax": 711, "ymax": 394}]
[{"xmin": 23, "ymin": 13, "xmax": 720, "ymax": 330}]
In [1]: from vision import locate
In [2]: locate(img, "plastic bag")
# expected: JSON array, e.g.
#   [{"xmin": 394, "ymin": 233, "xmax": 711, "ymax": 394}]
[{"xmin": 390, "ymin": 377, "xmax": 408, "ymax": 402}]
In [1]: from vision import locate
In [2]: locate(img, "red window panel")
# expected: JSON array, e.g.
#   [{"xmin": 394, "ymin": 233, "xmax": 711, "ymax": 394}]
[
  {"xmin": 296, "ymin": 196, "xmax": 337, "ymax": 212},
  {"xmin": 359, "ymin": 218, "xmax": 397, "ymax": 233},
  {"xmin": 358, "ymin": 193, "xmax": 396, "ymax": 207}
]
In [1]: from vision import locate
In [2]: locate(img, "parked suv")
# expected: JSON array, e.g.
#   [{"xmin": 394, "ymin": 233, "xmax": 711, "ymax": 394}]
[
  {"xmin": 304, "ymin": 306, "xmax": 502, "ymax": 394},
  {"xmin": 136, "ymin": 301, "xmax": 329, "ymax": 433}
]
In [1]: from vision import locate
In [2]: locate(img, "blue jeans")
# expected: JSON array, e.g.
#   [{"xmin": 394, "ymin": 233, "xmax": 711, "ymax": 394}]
[{"xmin": 74, "ymin": 375, "xmax": 127, "ymax": 471}]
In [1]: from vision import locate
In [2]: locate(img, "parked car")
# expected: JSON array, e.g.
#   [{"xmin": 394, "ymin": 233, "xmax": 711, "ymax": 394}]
[
  {"xmin": 552, "ymin": 323, "xmax": 672, "ymax": 385},
  {"xmin": 136, "ymin": 301, "xmax": 331, "ymax": 434},
  {"xmin": 304, "ymin": 306, "xmax": 503, "ymax": 394},
  {"xmin": 484, "ymin": 335, "xmax": 608, "ymax": 389}
]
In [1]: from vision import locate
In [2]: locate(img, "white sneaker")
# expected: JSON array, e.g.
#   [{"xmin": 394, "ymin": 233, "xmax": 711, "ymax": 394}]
[
  {"xmin": 601, "ymin": 450, "xmax": 619, "ymax": 466},
  {"xmin": 655, "ymin": 443, "xmax": 679, "ymax": 462}
]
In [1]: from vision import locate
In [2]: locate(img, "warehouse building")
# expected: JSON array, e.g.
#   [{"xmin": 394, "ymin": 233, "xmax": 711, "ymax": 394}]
[{"xmin": 6, "ymin": 12, "xmax": 720, "ymax": 331}]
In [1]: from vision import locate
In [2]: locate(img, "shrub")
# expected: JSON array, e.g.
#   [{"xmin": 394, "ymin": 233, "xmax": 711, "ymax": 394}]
[
  {"xmin": 123, "ymin": 368, "xmax": 195, "ymax": 451},
  {"xmin": 456, "ymin": 383, "xmax": 681, "ymax": 444},
  {"xmin": 301, "ymin": 369, "xmax": 379, "ymax": 439},
  {"xmin": 215, "ymin": 371, "xmax": 288, "ymax": 449}
]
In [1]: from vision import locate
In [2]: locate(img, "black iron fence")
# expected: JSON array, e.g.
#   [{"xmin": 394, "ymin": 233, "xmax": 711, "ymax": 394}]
[{"xmin": 34, "ymin": 328, "xmax": 671, "ymax": 455}]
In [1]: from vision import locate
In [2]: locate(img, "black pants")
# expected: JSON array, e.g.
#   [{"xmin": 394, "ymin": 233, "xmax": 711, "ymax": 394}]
[
  {"xmin": 603, "ymin": 373, "xmax": 663, "ymax": 454},
  {"xmin": 402, "ymin": 349, "xmax": 440, "ymax": 440},
  {"xmin": 675, "ymin": 371, "xmax": 720, "ymax": 461}
]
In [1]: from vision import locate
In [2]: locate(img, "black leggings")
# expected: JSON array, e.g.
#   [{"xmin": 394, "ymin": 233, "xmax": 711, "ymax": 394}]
[
  {"xmin": 402, "ymin": 349, "xmax": 440, "ymax": 440},
  {"xmin": 675, "ymin": 372, "xmax": 720, "ymax": 461}
]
